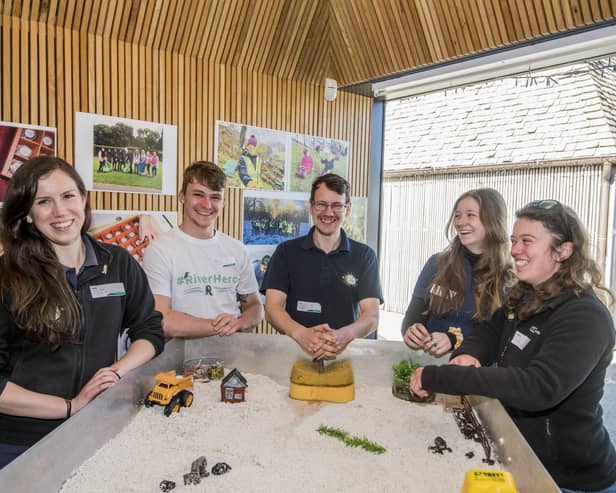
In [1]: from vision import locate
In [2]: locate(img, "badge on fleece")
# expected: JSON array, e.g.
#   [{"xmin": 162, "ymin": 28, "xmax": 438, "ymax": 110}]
[{"xmin": 90, "ymin": 283, "xmax": 126, "ymax": 298}]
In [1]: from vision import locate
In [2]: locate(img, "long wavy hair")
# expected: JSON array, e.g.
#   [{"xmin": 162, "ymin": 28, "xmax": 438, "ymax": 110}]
[
  {"xmin": 507, "ymin": 201, "xmax": 612, "ymax": 319},
  {"xmin": 0, "ymin": 156, "xmax": 91, "ymax": 345},
  {"xmin": 428, "ymin": 188, "xmax": 512, "ymax": 320}
]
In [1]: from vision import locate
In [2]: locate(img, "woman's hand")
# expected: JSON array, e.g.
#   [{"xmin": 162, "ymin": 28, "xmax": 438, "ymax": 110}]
[
  {"xmin": 403, "ymin": 323, "xmax": 431, "ymax": 349},
  {"xmin": 449, "ymin": 354, "xmax": 481, "ymax": 367},
  {"xmin": 71, "ymin": 367, "xmax": 121, "ymax": 415},
  {"xmin": 409, "ymin": 367, "xmax": 429, "ymax": 398},
  {"xmin": 423, "ymin": 331, "xmax": 452, "ymax": 357}
]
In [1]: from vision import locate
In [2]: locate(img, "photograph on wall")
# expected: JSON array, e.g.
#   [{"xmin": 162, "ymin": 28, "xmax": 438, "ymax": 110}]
[
  {"xmin": 215, "ymin": 120, "xmax": 286, "ymax": 191},
  {"xmin": 0, "ymin": 121, "xmax": 56, "ymax": 201},
  {"xmin": 343, "ymin": 196, "xmax": 367, "ymax": 243},
  {"xmin": 89, "ymin": 210, "xmax": 178, "ymax": 264},
  {"xmin": 75, "ymin": 112, "xmax": 177, "ymax": 195},
  {"xmin": 242, "ymin": 191, "xmax": 310, "ymax": 246},
  {"xmin": 289, "ymin": 134, "xmax": 349, "ymax": 193}
]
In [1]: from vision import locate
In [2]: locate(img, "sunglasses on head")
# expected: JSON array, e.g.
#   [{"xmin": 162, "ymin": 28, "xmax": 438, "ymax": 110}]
[
  {"xmin": 527, "ymin": 199, "xmax": 572, "ymax": 241},
  {"xmin": 528, "ymin": 199, "xmax": 562, "ymax": 210}
]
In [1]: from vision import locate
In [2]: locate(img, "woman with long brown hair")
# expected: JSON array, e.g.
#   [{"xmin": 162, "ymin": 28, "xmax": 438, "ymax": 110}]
[
  {"xmin": 411, "ymin": 200, "xmax": 616, "ymax": 492},
  {"xmin": 0, "ymin": 157, "xmax": 164, "ymax": 468},
  {"xmin": 402, "ymin": 188, "xmax": 511, "ymax": 356}
]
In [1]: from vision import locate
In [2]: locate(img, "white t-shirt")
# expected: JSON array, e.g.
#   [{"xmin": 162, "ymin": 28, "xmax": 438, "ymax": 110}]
[{"xmin": 143, "ymin": 228, "xmax": 258, "ymax": 319}]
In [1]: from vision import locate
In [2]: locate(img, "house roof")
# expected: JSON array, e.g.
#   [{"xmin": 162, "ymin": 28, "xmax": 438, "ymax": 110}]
[
  {"xmin": 384, "ymin": 59, "xmax": 616, "ymax": 171},
  {"xmin": 221, "ymin": 368, "xmax": 248, "ymax": 387}
]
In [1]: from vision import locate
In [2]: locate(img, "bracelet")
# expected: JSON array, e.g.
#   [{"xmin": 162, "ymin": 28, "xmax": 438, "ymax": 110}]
[
  {"xmin": 112, "ymin": 370, "xmax": 122, "ymax": 380},
  {"xmin": 65, "ymin": 398, "xmax": 72, "ymax": 419}
]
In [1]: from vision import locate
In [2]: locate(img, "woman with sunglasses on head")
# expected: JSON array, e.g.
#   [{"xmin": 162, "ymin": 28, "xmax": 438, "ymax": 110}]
[
  {"xmin": 410, "ymin": 200, "xmax": 616, "ymax": 492},
  {"xmin": 402, "ymin": 188, "xmax": 512, "ymax": 356},
  {"xmin": 0, "ymin": 157, "xmax": 165, "ymax": 468}
]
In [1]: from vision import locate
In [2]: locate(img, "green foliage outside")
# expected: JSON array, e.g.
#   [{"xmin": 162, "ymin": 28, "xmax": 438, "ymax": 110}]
[
  {"xmin": 92, "ymin": 158, "xmax": 163, "ymax": 190},
  {"xmin": 317, "ymin": 425, "xmax": 386, "ymax": 454}
]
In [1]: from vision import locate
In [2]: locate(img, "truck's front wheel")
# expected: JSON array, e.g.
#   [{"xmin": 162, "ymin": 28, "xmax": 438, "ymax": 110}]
[
  {"xmin": 164, "ymin": 397, "xmax": 181, "ymax": 417},
  {"xmin": 144, "ymin": 392, "xmax": 154, "ymax": 408}
]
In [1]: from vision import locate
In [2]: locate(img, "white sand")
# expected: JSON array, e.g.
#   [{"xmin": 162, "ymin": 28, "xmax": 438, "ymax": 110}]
[{"xmin": 60, "ymin": 372, "xmax": 494, "ymax": 493}]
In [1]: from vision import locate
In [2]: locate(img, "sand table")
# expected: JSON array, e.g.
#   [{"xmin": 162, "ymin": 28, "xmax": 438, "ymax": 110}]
[{"xmin": 60, "ymin": 371, "xmax": 495, "ymax": 492}]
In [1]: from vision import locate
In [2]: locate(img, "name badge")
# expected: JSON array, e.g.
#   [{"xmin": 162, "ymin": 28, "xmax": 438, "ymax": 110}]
[
  {"xmin": 511, "ymin": 330, "xmax": 531, "ymax": 351},
  {"xmin": 297, "ymin": 301, "xmax": 321, "ymax": 313},
  {"xmin": 90, "ymin": 283, "xmax": 126, "ymax": 298}
]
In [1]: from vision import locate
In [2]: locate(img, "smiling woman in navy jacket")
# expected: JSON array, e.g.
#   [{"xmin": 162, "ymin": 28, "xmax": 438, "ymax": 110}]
[
  {"xmin": 0, "ymin": 157, "xmax": 164, "ymax": 468},
  {"xmin": 402, "ymin": 188, "xmax": 512, "ymax": 356},
  {"xmin": 411, "ymin": 200, "xmax": 616, "ymax": 493}
]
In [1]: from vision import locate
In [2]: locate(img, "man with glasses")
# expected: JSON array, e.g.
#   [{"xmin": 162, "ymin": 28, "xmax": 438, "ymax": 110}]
[
  {"xmin": 143, "ymin": 161, "xmax": 263, "ymax": 338},
  {"xmin": 261, "ymin": 173, "xmax": 383, "ymax": 360}
]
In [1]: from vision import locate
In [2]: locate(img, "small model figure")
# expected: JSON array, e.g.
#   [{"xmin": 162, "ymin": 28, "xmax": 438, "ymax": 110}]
[
  {"xmin": 159, "ymin": 480, "xmax": 176, "ymax": 492},
  {"xmin": 184, "ymin": 359, "xmax": 225, "ymax": 382},
  {"xmin": 211, "ymin": 462, "xmax": 232, "ymax": 475},
  {"xmin": 183, "ymin": 456, "xmax": 209, "ymax": 486},
  {"xmin": 221, "ymin": 368, "xmax": 247, "ymax": 403},
  {"xmin": 428, "ymin": 436, "xmax": 452, "ymax": 454},
  {"xmin": 144, "ymin": 370, "xmax": 194, "ymax": 417}
]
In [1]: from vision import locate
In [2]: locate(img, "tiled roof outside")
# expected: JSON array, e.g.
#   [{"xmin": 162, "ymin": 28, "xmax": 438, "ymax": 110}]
[{"xmin": 384, "ymin": 59, "xmax": 616, "ymax": 171}]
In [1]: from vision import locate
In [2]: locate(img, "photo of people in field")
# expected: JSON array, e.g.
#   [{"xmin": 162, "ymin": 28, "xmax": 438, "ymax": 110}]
[
  {"xmin": 75, "ymin": 113, "xmax": 177, "ymax": 195},
  {"xmin": 289, "ymin": 134, "xmax": 349, "ymax": 193},
  {"xmin": 216, "ymin": 121, "xmax": 286, "ymax": 191}
]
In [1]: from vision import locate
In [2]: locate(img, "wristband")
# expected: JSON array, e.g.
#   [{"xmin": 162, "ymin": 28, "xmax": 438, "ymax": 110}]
[
  {"xmin": 112, "ymin": 370, "xmax": 122, "ymax": 380},
  {"xmin": 65, "ymin": 398, "xmax": 72, "ymax": 419}
]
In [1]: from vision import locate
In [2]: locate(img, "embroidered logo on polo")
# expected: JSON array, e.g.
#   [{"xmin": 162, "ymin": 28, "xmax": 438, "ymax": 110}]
[
  {"xmin": 176, "ymin": 272, "xmax": 240, "ymax": 296},
  {"xmin": 341, "ymin": 273, "xmax": 358, "ymax": 287}
]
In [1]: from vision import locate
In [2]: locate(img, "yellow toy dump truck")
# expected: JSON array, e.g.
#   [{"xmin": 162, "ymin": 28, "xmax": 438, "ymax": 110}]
[{"xmin": 144, "ymin": 370, "xmax": 194, "ymax": 417}]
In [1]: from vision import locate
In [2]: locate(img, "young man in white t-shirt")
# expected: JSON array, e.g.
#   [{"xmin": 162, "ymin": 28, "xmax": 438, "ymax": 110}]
[{"xmin": 143, "ymin": 161, "xmax": 263, "ymax": 338}]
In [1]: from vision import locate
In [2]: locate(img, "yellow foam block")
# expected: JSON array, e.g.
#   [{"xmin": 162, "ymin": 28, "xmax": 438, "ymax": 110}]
[
  {"xmin": 289, "ymin": 360, "xmax": 354, "ymax": 403},
  {"xmin": 460, "ymin": 469, "xmax": 518, "ymax": 493}
]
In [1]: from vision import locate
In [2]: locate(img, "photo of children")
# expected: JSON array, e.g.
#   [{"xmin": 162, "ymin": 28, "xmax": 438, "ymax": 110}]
[
  {"xmin": 89, "ymin": 210, "xmax": 178, "ymax": 264},
  {"xmin": 289, "ymin": 134, "xmax": 349, "ymax": 193},
  {"xmin": 0, "ymin": 121, "xmax": 56, "ymax": 202},
  {"xmin": 216, "ymin": 121, "xmax": 286, "ymax": 190},
  {"xmin": 342, "ymin": 196, "xmax": 367, "ymax": 243},
  {"xmin": 75, "ymin": 113, "xmax": 177, "ymax": 195}
]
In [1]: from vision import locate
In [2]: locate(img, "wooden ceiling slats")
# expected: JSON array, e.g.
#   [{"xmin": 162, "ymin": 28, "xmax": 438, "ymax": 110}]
[
  {"xmin": 465, "ymin": 0, "xmax": 487, "ymax": 48},
  {"xmin": 283, "ymin": 0, "xmax": 318, "ymax": 81},
  {"xmin": 533, "ymin": 0, "xmax": 551, "ymax": 33},
  {"xmin": 435, "ymin": 0, "xmax": 459, "ymax": 57},
  {"xmin": 600, "ymin": 0, "xmax": 614, "ymax": 18},
  {"xmin": 370, "ymin": 0, "xmax": 401, "ymax": 72},
  {"xmin": 403, "ymin": 0, "xmax": 431, "ymax": 66},
  {"xmin": 209, "ymin": 1, "xmax": 232, "ymax": 65},
  {"xmin": 511, "ymin": 0, "xmax": 533, "ymax": 38},
  {"xmin": 453, "ymin": 0, "xmax": 476, "ymax": 56},
  {"xmin": 357, "ymin": 0, "xmax": 389, "ymax": 77},
  {"xmin": 1, "ymin": 0, "xmax": 615, "ymax": 87},
  {"xmin": 178, "ymin": 0, "xmax": 202, "ymax": 57},
  {"xmin": 415, "ymin": 0, "xmax": 445, "ymax": 61}
]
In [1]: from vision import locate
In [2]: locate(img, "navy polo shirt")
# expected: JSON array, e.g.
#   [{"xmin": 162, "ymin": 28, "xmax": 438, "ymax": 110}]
[{"xmin": 260, "ymin": 227, "xmax": 383, "ymax": 331}]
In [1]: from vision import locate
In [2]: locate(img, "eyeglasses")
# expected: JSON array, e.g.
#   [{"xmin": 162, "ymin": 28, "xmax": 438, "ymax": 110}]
[{"xmin": 312, "ymin": 201, "xmax": 348, "ymax": 212}]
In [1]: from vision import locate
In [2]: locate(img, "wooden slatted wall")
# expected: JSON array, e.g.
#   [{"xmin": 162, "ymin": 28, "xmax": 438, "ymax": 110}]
[{"xmin": 0, "ymin": 14, "xmax": 372, "ymax": 334}]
